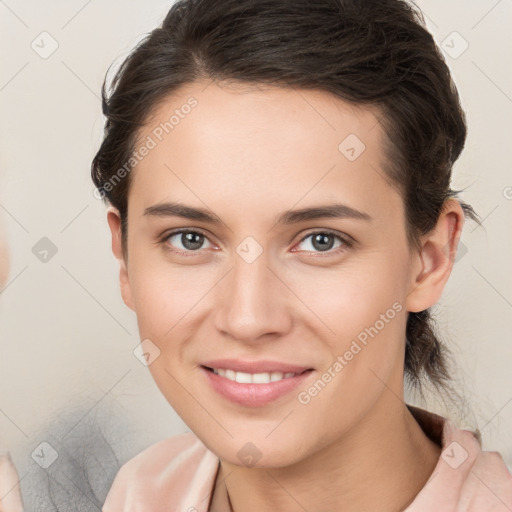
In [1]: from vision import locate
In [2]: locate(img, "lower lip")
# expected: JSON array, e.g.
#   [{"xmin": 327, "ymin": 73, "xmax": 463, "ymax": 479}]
[{"xmin": 201, "ymin": 366, "xmax": 314, "ymax": 407}]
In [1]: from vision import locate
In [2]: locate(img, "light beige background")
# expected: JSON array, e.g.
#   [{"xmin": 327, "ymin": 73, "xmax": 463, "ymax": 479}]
[{"xmin": 0, "ymin": 0, "xmax": 511, "ymax": 494}]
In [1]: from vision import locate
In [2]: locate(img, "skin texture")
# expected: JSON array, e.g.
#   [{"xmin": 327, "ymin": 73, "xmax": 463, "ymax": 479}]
[{"xmin": 107, "ymin": 80, "xmax": 464, "ymax": 512}]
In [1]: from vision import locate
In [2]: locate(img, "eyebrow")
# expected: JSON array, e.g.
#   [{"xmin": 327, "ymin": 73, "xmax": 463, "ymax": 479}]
[{"xmin": 143, "ymin": 201, "xmax": 372, "ymax": 225}]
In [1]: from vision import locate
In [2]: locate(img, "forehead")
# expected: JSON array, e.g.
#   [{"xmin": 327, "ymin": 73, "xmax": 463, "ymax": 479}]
[{"xmin": 129, "ymin": 80, "xmax": 402, "ymax": 227}]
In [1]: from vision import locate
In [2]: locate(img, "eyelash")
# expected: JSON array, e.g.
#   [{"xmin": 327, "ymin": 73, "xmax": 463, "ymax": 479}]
[{"xmin": 159, "ymin": 228, "xmax": 353, "ymax": 258}]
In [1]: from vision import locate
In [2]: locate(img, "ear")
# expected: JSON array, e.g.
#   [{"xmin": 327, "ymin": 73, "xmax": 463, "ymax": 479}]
[
  {"xmin": 106, "ymin": 206, "xmax": 134, "ymax": 311},
  {"xmin": 405, "ymin": 198, "xmax": 465, "ymax": 313}
]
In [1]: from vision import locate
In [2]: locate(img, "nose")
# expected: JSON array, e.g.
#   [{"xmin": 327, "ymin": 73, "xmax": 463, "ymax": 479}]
[{"xmin": 213, "ymin": 248, "xmax": 293, "ymax": 344}]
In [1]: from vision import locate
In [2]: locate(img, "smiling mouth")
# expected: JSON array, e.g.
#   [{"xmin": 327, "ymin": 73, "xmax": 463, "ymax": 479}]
[{"xmin": 202, "ymin": 366, "xmax": 312, "ymax": 384}]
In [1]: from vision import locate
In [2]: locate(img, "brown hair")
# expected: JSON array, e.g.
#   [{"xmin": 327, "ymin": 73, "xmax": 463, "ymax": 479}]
[{"xmin": 91, "ymin": 0, "xmax": 481, "ymax": 397}]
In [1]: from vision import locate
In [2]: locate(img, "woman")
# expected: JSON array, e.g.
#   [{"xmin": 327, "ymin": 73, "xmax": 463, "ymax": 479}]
[
  {"xmin": 2, "ymin": 0, "xmax": 511, "ymax": 510},
  {"xmin": 92, "ymin": 0, "xmax": 512, "ymax": 510}
]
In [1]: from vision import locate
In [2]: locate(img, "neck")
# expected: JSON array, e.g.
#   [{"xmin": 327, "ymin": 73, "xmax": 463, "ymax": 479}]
[{"xmin": 211, "ymin": 396, "xmax": 441, "ymax": 512}]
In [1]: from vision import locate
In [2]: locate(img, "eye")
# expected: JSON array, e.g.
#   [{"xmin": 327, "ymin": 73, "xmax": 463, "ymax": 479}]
[
  {"xmin": 162, "ymin": 229, "xmax": 214, "ymax": 254},
  {"xmin": 160, "ymin": 228, "xmax": 353, "ymax": 257},
  {"xmin": 292, "ymin": 230, "xmax": 351, "ymax": 255}
]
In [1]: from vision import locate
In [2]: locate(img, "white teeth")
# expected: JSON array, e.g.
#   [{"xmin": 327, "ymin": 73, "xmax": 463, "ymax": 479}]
[
  {"xmin": 211, "ymin": 368, "xmax": 298, "ymax": 383},
  {"xmin": 252, "ymin": 372, "xmax": 269, "ymax": 384},
  {"xmin": 235, "ymin": 371, "xmax": 253, "ymax": 384}
]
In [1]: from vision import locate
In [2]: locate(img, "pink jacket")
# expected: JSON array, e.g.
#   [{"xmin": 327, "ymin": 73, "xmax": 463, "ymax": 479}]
[{"xmin": 103, "ymin": 406, "xmax": 512, "ymax": 511}]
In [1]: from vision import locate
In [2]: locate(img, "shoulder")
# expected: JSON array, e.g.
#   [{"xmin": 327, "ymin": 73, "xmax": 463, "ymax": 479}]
[
  {"xmin": 103, "ymin": 432, "xmax": 220, "ymax": 512},
  {"xmin": 407, "ymin": 411, "xmax": 512, "ymax": 511},
  {"xmin": 112, "ymin": 431, "xmax": 208, "ymax": 477},
  {"xmin": 456, "ymin": 432, "xmax": 512, "ymax": 511}
]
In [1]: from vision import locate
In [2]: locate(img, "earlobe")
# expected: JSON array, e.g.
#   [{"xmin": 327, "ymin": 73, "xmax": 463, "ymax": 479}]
[
  {"xmin": 405, "ymin": 199, "xmax": 465, "ymax": 313},
  {"xmin": 106, "ymin": 207, "xmax": 135, "ymax": 311}
]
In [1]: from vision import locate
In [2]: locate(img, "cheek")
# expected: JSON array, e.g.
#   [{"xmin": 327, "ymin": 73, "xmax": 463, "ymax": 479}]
[
  {"xmin": 128, "ymin": 255, "xmax": 217, "ymax": 341},
  {"xmin": 295, "ymin": 252, "xmax": 409, "ymax": 402},
  {"xmin": 294, "ymin": 254, "xmax": 407, "ymax": 341}
]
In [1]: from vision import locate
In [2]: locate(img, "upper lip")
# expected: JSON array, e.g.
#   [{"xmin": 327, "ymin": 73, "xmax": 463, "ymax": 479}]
[{"xmin": 202, "ymin": 359, "xmax": 313, "ymax": 374}]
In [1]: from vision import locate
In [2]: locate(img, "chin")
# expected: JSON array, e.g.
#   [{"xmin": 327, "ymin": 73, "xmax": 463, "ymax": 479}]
[{"xmin": 202, "ymin": 433, "xmax": 309, "ymax": 469}]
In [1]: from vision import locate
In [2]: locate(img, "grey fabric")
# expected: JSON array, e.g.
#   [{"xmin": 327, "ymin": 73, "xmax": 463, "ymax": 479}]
[{"xmin": 18, "ymin": 398, "xmax": 134, "ymax": 512}]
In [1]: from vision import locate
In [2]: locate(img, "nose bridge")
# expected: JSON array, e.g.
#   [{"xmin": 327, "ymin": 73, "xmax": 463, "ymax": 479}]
[{"xmin": 213, "ymin": 243, "xmax": 290, "ymax": 342}]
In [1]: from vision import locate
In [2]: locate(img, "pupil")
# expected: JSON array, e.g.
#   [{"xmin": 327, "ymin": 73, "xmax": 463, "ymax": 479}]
[
  {"xmin": 313, "ymin": 233, "xmax": 334, "ymax": 251},
  {"xmin": 182, "ymin": 232, "xmax": 203, "ymax": 250}
]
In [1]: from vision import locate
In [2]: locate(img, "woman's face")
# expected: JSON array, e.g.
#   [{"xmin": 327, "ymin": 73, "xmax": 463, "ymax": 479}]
[{"xmin": 108, "ymin": 80, "xmax": 431, "ymax": 466}]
